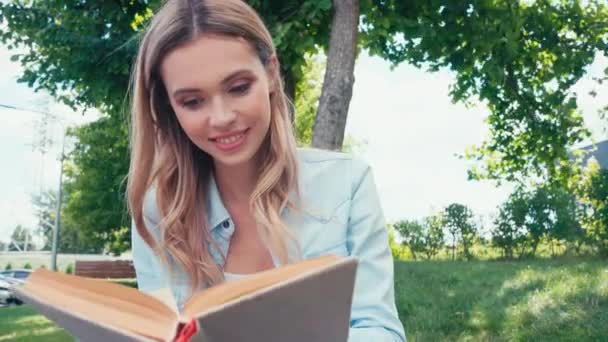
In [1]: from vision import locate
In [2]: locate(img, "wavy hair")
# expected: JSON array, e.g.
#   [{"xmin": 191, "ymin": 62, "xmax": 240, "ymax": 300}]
[{"xmin": 127, "ymin": 0, "xmax": 300, "ymax": 291}]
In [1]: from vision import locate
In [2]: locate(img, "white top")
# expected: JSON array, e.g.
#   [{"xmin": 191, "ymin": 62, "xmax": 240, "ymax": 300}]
[
  {"xmin": 223, "ymin": 271, "xmax": 255, "ymax": 282},
  {"xmin": 223, "ymin": 253, "xmax": 278, "ymax": 282}
]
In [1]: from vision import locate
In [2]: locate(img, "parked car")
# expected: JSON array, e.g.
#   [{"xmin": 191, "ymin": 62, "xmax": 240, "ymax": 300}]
[
  {"xmin": 0, "ymin": 269, "xmax": 33, "ymax": 306},
  {"xmin": 0, "ymin": 269, "xmax": 32, "ymax": 281},
  {"xmin": 0, "ymin": 272, "xmax": 29, "ymax": 306},
  {"xmin": 0, "ymin": 274, "xmax": 24, "ymax": 285},
  {"xmin": 0, "ymin": 275, "xmax": 23, "ymax": 305},
  {"xmin": 0, "ymin": 277, "xmax": 12, "ymax": 305}
]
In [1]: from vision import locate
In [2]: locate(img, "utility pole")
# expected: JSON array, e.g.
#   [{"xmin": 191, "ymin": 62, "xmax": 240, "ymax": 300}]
[
  {"xmin": 0, "ymin": 102, "xmax": 71, "ymax": 268},
  {"xmin": 51, "ymin": 130, "xmax": 66, "ymax": 271},
  {"xmin": 24, "ymin": 230, "xmax": 29, "ymax": 252}
]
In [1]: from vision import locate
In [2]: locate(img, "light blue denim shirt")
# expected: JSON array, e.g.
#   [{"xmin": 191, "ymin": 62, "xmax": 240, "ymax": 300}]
[{"xmin": 132, "ymin": 148, "xmax": 406, "ymax": 342}]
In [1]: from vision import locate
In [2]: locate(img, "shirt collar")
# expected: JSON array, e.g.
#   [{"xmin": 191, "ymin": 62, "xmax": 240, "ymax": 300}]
[
  {"xmin": 205, "ymin": 171, "xmax": 298, "ymax": 232},
  {"xmin": 205, "ymin": 173, "xmax": 231, "ymax": 232}
]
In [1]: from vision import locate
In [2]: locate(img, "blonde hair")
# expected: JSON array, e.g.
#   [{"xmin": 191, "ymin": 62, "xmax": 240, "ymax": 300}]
[{"xmin": 127, "ymin": 0, "xmax": 299, "ymax": 291}]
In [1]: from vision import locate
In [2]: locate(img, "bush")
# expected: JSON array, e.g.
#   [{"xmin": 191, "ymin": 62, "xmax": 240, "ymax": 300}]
[
  {"xmin": 388, "ymin": 226, "xmax": 411, "ymax": 260},
  {"xmin": 394, "ymin": 216, "xmax": 445, "ymax": 260},
  {"xmin": 444, "ymin": 203, "xmax": 478, "ymax": 260},
  {"xmin": 65, "ymin": 264, "xmax": 74, "ymax": 274},
  {"xmin": 23, "ymin": 262, "xmax": 32, "ymax": 269},
  {"xmin": 4, "ymin": 262, "xmax": 12, "ymax": 271},
  {"xmin": 577, "ymin": 162, "xmax": 608, "ymax": 257}
]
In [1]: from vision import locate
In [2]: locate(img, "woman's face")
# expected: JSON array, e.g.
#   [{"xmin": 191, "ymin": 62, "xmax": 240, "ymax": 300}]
[{"xmin": 160, "ymin": 34, "xmax": 274, "ymax": 169}]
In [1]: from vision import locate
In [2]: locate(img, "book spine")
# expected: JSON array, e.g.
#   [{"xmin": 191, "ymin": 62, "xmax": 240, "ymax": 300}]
[{"xmin": 173, "ymin": 319, "xmax": 198, "ymax": 342}]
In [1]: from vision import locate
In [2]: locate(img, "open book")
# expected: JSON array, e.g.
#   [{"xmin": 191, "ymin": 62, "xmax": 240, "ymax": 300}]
[{"xmin": 15, "ymin": 254, "xmax": 358, "ymax": 342}]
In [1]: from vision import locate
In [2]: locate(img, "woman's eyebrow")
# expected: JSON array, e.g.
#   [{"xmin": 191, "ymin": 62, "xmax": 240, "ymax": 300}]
[
  {"xmin": 221, "ymin": 69, "xmax": 253, "ymax": 86},
  {"xmin": 172, "ymin": 69, "xmax": 253, "ymax": 97},
  {"xmin": 173, "ymin": 87, "xmax": 200, "ymax": 97}
]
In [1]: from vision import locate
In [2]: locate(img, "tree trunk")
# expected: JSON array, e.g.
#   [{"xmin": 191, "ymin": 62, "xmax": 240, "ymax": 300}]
[
  {"xmin": 311, "ymin": 0, "xmax": 359, "ymax": 151},
  {"xmin": 531, "ymin": 239, "xmax": 539, "ymax": 257},
  {"xmin": 518, "ymin": 241, "xmax": 527, "ymax": 259}
]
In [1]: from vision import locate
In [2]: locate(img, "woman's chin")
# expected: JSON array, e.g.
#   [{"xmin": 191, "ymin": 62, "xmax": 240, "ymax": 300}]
[{"xmin": 210, "ymin": 149, "xmax": 259, "ymax": 169}]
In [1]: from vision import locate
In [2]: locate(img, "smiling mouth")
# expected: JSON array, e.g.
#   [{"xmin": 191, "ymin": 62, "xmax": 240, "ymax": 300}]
[
  {"xmin": 209, "ymin": 128, "xmax": 250, "ymax": 152},
  {"xmin": 209, "ymin": 128, "xmax": 250, "ymax": 143},
  {"xmin": 213, "ymin": 133, "xmax": 244, "ymax": 144}
]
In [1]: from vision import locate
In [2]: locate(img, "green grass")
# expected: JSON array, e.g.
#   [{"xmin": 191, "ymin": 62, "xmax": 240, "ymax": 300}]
[
  {"xmin": 1, "ymin": 257, "xmax": 606, "ymax": 341},
  {"xmin": 0, "ymin": 278, "xmax": 136, "ymax": 342},
  {"xmin": 0, "ymin": 305, "xmax": 72, "ymax": 342},
  {"xmin": 395, "ymin": 257, "xmax": 608, "ymax": 341}
]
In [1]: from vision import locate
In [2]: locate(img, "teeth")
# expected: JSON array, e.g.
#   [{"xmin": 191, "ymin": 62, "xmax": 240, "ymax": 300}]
[{"xmin": 217, "ymin": 134, "xmax": 243, "ymax": 144}]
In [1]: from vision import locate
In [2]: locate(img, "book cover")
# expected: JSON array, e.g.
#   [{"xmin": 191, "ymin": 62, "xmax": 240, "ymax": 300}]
[{"xmin": 15, "ymin": 255, "xmax": 358, "ymax": 342}]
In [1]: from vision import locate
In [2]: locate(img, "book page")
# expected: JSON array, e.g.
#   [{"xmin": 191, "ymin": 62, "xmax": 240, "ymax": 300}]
[
  {"xmin": 20, "ymin": 269, "xmax": 179, "ymax": 341},
  {"xmin": 15, "ymin": 287, "xmax": 156, "ymax": 342},
  {"xmin": 147, "ymin": 287, "xmax": 178, "ymax": 314}
]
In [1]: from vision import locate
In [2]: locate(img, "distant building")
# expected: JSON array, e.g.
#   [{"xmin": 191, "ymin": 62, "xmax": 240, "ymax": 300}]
[{"xmin": 579, "ymin": 140, "xmax": 608, "ymax": 169}]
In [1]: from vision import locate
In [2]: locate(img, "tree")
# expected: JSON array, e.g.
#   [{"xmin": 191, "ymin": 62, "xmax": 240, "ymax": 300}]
[
  {"xmin": 31, "ymin": 189, "xmax": 103, "ymax": 253},
  {"xmin": 0, "ymin": 0, "xmax": 334, "ymax": 116},
  {"xmin": 394, "ymin": 216, "xmax": 445, "ymax": 260},
  {"xmin": 2, "ymin": 1, "xmax": 608, "ymax": 248},
  {"xmin": 294, "ymin": 53, "xmax": 325, "ymax": 146},
  {"xmin": 524, "ymin": 184, "xmax": 583, "ymax": 256},
  {"xmin": 387, "ymin": 225, "xmax": 407, "ymax": 260},
  {"xmin": 443, "ymin": 203, "xmax": 477, "ymax": 260},
  {"xmin": 393, "ymin": 219, "xmax": 425, "ymax": 260},
  {"xmin": 4, "ymin": 1, "xmax": 606, "ymax": 177},
  {"xmin": 492, "ymin": 189, "xmax": 529, "ymax": 259},
  {"xmin": 592, "ymin": 66, "xmax": 608, "ymax": 122},
  {"xmin": 311, "ymin": 0, "xmax": 358, "ymax": 150},
  {"xmin": 493, "ymin": 183, "xmax": 583, "ymax": 258},
  {"xmin": 9, "ymin": 225, "xmax": 33, "ymax": 252},
  {"xmin": 422, "ymin": 214, "xmax": 445, "ymax": 260},
  {"xmin": 540, "ymin": 184, "xmax": 583, "ymax": 256},
  {"xmin": 247, "ymin": 1, "xmax": 333, "ymax": 110},
  {"xmin": 31, "ymin": 190, "xmax": 57, "ymax": 251},
  {"xmin": 62, "ymin": 115, "xmax": 131, "ymax": 255},
  {"xmin": 577, "ymin": 159, "xmax": 608, "ymax": 256},
  {"xmin": 360, "ymin": 0, "xmax": 608, "ymax": 185}
]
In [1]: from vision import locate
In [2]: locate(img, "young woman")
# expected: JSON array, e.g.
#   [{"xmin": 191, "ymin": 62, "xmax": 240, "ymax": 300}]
[{"xmin": 127, "ymin": 0, "xmax": 405, "ymax": 340}]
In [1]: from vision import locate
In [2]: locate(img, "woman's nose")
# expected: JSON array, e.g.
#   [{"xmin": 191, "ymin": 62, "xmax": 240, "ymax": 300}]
[{"xmin": 208, "ymin": 97, "xmax": 237, "ymax": 129}]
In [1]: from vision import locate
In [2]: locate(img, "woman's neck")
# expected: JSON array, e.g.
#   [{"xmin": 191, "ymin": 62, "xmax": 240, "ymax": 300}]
[{"xmin": 213, "ymin": 159, "xmax": 258, "ymax": 204}]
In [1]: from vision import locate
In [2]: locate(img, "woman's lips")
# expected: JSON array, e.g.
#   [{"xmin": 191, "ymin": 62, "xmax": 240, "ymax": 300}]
[{"xmin": 210, "ymin": 128, "xmax": 249, "ymax": 152}]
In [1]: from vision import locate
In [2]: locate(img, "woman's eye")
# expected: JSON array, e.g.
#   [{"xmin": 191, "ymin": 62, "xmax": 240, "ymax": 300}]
[
  {"xmin": 181, "ymin": 98, "xmax": 204, "ymax": 109},
  {"xmin": 230, "ymin": 82, "xmax": 251, "ymax": 95}
]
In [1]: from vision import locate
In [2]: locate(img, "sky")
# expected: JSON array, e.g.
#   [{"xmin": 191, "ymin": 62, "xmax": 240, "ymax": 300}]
[
  {"xmin": 347, "ymin": 52, "xmax": 607, "ymax": 227},
  {"xmin": 0, "ymin": 45, "xmax": 100, "ymax": 244},
  {"xmin": 0, "ymin": 42, "xmax": 606, "ymax": 244}
]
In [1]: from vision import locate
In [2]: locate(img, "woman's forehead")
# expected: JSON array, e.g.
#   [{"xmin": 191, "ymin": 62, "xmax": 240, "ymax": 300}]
[{"xmin": 160, "ymin": 34, "xmax": 263, "ymax": 92}]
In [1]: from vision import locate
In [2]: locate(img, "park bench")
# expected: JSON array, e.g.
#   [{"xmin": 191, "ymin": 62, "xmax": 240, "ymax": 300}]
[{"xmin": 74, "ymin": 260, "xmax": 136, "ymax": 279}]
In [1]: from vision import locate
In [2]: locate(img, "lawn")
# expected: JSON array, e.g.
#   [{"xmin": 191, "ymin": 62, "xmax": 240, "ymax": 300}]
[
  {"xmin": 1, "ymin": 257, "xmax": 606, "ymax": 341},
  {"xmin": 395, "ymin": 257, "xmax": 608, "ymax": 341},
  {"xmin": 0, "ymin": 305, "xmax": 72, "ymax": 342}
]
